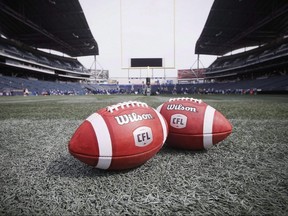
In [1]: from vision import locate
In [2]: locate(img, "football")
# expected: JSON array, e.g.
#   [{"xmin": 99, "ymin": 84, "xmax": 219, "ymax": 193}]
[
  {"xmin": 68, "ymin": 101, "xmax": 168, "ymax": 170},
  {"xmin": 156, "ymin": 97, "xmax": 232, "ymax": 150}
]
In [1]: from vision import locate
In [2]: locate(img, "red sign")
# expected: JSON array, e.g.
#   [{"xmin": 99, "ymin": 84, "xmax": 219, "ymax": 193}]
[{"xmin": 178, "ymin": 68, "xmax": 206, "ymax": 79}]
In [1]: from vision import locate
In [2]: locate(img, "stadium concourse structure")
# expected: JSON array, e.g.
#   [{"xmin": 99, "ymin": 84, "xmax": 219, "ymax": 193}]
[
  {"xmin": 194, "ymin": 0, "xmax": 288, "ymax": 93},
  {"xmin": 0, "ymin": 0, "xmax": 101, "ymax": 95},
  {"xmin": 0, "ymin": 0, "xmax": 288, "ymax": 96}
]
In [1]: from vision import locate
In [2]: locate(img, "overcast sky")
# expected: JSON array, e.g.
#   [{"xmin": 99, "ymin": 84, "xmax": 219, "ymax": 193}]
[{"xmin": 78, "ymin": 0, "xmax": 215, "ymax": 78}]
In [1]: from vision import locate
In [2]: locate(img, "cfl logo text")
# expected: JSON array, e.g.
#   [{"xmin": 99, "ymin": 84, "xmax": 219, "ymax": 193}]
[
  {"xmin": 170, "ymin": 114, "xmax": 187, "ymax": 129},
  {"xmin": 133, "ymin": 126, "xmax": 153, "ymax": 147}
]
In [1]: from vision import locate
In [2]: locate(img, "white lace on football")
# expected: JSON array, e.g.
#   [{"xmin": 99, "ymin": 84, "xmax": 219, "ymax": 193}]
[
  {"xmin": 106, "ymin": 101, "xmax": 148, "ymax": 113},
  {"xmin": 169, "ymin": 97, "xmax": 202, "ymax": 103}
]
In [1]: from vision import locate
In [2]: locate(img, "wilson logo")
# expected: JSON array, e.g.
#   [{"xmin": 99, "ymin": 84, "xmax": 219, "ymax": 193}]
[
  {"xmin": 167, "ymin": 104, "xmax": 197, "ymax": 112},
  {"xmin": 115, "ymin": 113, "xmax": 153, "ymax": 125}
]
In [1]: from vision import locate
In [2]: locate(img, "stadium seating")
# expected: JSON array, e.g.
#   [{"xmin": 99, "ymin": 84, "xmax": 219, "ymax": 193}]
[
  {"xmin": 0, "ymin": 75, "xmax": 87, "ymax": 96},
  {"xmin": 206, "ymin": 39, "xmax": 288, "ymax": 79},
  {"xmin": 1, "ymin": 74, "xmax": 287, "ymax": 96},
  {"xmin": 0, "ymin": 38, "xmax": 88, "ymax": 74},
  {"xmin": 2, "ymin": 35, "xmax": 287, "ymax": 96},
  {"xmin": 177, "ymin": 75, "xmax": 288, "ymax": 94}
]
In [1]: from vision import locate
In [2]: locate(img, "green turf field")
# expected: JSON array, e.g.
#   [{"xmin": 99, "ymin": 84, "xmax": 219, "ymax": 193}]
[{"xmin": 0, "ymin": 94, "xmax": 287, "ymax": 215}]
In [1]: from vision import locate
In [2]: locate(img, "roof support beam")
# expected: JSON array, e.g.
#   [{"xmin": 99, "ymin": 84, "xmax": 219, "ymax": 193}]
[
  {"xmin": 0, "ymin": 1, "xmax": 76, "ymax": 53},
  {"xmin": 226, "ymin": 4, "xmax": 288, "ymax": 45}
]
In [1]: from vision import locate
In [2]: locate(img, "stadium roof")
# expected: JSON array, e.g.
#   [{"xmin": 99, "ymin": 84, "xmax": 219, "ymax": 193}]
[
  {"xmin": 0, "ymin": 0, "xmax": 99, "ymax": 57},
  {"xmin": 195, "ymin": 0, "xmax": 288, "ymax": 56}
]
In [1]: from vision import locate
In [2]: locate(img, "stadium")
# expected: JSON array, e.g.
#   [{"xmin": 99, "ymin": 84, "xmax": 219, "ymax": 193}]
[{"xmin": 0, "ymin": 0, "xmax": 287, "ymax": 215}]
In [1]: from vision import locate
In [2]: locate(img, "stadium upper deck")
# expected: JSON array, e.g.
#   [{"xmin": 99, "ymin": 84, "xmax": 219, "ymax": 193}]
[
  {"xmin": 0, "ymin": 0, "xmax": 287, "ymax": 92},
  {"xmin": 0, "ymin": 37, "xmax": 92, "ymax": 81},
  {"xmin": 0, "ymin": 0, "xmax": 98, "ymax": 57},
  {"xmin": 205, "ymin": 37, "xmax": 288, "ymax": 79},
  {"xmin": 195, "ymin": 0, "xmax": 288, "ymax": 81},
  {"xmin": 195, "ymin": 0, "xmax": 288, "ymax": 56},
  {"xmin": 0, "ymin": 0, "xmax": 99, "ymax": 81}
]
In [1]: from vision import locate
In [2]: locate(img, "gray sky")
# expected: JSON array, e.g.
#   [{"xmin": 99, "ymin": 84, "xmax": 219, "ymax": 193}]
[{"xmin": 78, "ymin": 0, "xmax": 215, "ymax": 78}]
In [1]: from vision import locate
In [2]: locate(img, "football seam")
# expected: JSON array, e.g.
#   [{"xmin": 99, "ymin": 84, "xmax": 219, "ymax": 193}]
[
  {"xmin": 169, "ymin": 130, "xmax": 232, "ymax": 135},
  {"xmin": 68, "ymin": 144, "xmax": 162, "ymax": 158}
]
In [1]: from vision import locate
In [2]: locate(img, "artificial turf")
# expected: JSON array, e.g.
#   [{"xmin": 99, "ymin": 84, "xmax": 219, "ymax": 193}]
[{"xmin": 0, "ymin": 94, "xmax": 287, "ymax": 215}]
